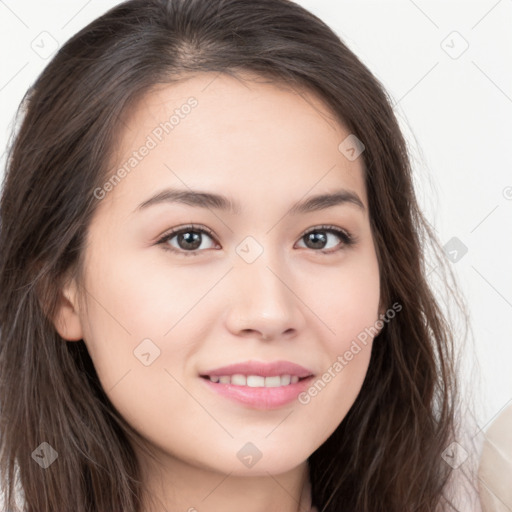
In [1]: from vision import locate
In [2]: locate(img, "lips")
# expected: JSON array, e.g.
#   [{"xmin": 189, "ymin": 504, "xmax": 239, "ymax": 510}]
[
  {"xmin": 198, "ymin": 360, "xmax": 315, "ymax": 409},
  {"xmin": 200, "ymin": 361, "xmax": 314, "ymax": 410}
]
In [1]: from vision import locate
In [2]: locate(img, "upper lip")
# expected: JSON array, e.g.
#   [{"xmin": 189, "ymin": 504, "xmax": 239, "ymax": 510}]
[{"xmin": 200, "ymin": 360, "xmax": 314, "ymax": 378}]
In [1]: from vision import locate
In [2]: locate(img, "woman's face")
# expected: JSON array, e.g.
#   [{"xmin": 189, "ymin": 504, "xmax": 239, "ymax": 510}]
[{"xmin": 56, "ymin": 72, "xmax": 382, "ymax": 477}]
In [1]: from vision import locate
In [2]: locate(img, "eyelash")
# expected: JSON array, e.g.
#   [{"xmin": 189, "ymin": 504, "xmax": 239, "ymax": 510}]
[{"xmin": 155, "ymin": 223, "xmax": 356, "ymax": 257}]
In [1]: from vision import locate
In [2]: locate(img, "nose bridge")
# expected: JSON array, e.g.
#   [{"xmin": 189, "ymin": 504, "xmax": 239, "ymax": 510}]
[
  {"xmin": 237, "ymin": 245, "xmax": 291, "ymax": 310},
  {"xmin": 226, "ymin": 238, "xmax": 303, "ymax": 338}
]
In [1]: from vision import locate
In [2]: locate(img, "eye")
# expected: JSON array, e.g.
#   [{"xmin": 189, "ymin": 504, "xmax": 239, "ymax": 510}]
[
  {"xmin": 156, "ymin": 224, "xmax": 219, "ymax": 257},
  {"xmin": 295, "ymin": 225, "xmax": 355, "ymax": 254},
  {"xmin": 156, "ymin": 223, "xmax": 356, "ymax": 257}
]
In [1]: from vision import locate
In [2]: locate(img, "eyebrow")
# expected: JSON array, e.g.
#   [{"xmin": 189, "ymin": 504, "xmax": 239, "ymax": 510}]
[{"xmin": 134, "ymin": 187, "xmax": 365, "ymax": 215}]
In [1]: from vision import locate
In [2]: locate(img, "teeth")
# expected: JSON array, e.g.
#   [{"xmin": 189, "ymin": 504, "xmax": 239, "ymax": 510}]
[
  {"xmin": 247, "ymin": 375, "xmax": 265, "ymax": 387},
  {"xmin": 207, "ymin": 374, "xmax": 304, "ymax": 387},
  {"xmin": 231, "ymin": 374, "xmax": 246, "ymax": 386},
  {"xmin": 281, "ymin": 375, "xmax": 291, "ymax": 386},
  {"xmin": 264, "ymin": 376, "xmax": 282, "ymax": 387}
]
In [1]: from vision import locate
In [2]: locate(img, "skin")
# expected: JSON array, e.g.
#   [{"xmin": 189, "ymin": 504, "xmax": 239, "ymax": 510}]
[{"xmin": 53, "ymin": 72, "xmax": 383, "ymax": 512}]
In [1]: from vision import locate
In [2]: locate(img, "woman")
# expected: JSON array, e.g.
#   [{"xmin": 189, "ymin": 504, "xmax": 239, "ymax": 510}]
[{"xmin": 0, "ymin": 0, "xmax": 480, "ymax": 510}]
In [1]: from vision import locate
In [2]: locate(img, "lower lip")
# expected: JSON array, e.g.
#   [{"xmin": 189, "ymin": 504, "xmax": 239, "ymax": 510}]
[{"xmin": 200, "ymin": 376, "xmax": 314, "ymax": 409}]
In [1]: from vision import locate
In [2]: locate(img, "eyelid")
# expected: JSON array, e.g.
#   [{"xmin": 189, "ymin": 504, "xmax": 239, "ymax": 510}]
[{"xmin": 157, "ymin": 223, "xmax": 217, "ymax": 241}]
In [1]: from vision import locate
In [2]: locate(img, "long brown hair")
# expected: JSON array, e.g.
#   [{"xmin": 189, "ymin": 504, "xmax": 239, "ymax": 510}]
[{"xmin": 0, "ymin": 0, "xmax": 473, "ymax": 510}]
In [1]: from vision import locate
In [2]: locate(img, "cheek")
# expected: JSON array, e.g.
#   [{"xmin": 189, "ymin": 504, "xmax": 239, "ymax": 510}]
[
  {"xmin": 312, "ymin": 248, "xmax": 381, "ymax": 351},
  {"xmin": 96, "ymin": 250, "xmax": 221, "ymax": 336},
  {"xmin": 77, "ymin": 254, "xmax": 203, "ymax": 440},
  {"xmin": 78, "ymin": 247, "xmax": 216, "ymax": 394},
  {"xmin": 297, "ymin": 247, "xmax": 380, "ymax": 413},
  {"xmin": 81, "ymin": 249, "xmax": 187, "ymax": 342}
]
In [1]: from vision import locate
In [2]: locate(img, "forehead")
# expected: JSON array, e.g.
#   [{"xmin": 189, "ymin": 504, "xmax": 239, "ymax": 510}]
[{"xmin": 99, "ymin": 72, "xmax": 368, "ymax": 216}]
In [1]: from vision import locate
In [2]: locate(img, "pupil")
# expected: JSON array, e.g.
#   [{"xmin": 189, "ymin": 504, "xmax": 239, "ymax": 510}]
[
  {"xmin": 307, "ymin": 232, "xmax": 326, "ymax": 249},
  {"xmin": 179, "ymin": 231, "xmax": 201, "ymax": 250}
]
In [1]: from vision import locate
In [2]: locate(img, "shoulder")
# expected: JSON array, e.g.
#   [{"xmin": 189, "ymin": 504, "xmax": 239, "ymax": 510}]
[{"xmin": 478, "ymin": 403, "xmax": 512, "ymax": 511}]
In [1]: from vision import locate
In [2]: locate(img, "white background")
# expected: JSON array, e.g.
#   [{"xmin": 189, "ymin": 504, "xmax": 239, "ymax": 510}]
[{"xmin": 0, "ymin": 0, "xmax": 511, "ymax": 443}]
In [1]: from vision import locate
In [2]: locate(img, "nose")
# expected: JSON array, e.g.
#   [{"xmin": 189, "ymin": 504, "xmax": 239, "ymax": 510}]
[{"xmin": 223, "ymin": 249, "xmax": 306, "ymax": 341}]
